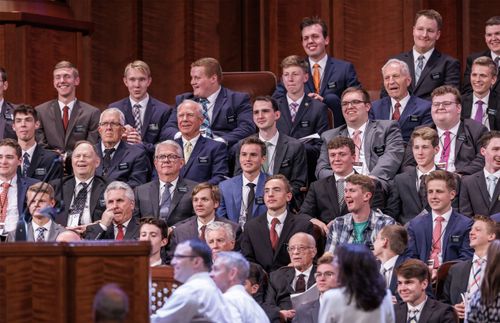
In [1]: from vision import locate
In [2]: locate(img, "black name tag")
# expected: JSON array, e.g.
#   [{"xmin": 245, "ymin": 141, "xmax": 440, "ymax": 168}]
[
  {"xmin": 226, "ymin": 114, "xmax": 237, "ymax": 124},
  {"xmin": 74, "ymin": 125, "xmax": 86, "ymax": 133},
  {"xmin": 34, "ymin": 168, "xmax": 46, "ymax": 176},
  {"xmin": 198, "ymin": 156, "xmax": 209, "ymax": 164},
  {"xmin": 487, "ymin": 108, "xmax": 497, "ymax": 116},
  {"xmin": 431, "ymin": 72, "xmax": 441, "ymax": 80},
  {"xmin": 457, "ymin": 134, "xmax": 467, "ymax": 142},
  {"xmin": 327, "ymin": 81, "xmax": 337, "ymax": 89},
  {"xmin": 300, "ymin": 121, "xmax": 310, "ymax": 128},
  {"xmin": 281, "ymin": 159, "xmax": 290, "ymax": 168},
  {"xmin": 118, "ymin": 162, "xmax": 129, "ymax": 170},
  {"xmin": 410, "ymin": 115, "xmax": 420, "ymax": 122},
  {"xmin": 256, "ymin": 197, "xmax": 264, "ymax": 205},
  {"xmin": 4, "ymin": 113, "xmax": 13, "ymax": 121},
  {"xmin": 450, "ymin": 235, "xmax": 460, "ymax": 243},
  {"xmin": 148, "ymin": 123, "xmax": 159, "ymax": 131},
  {"xmin": 177, "ymin": 186, "xmax": 188, "ymax": 193},
  {"xmin": 373, "ymin": 145, "xmax": 385, "ymax": 156}
]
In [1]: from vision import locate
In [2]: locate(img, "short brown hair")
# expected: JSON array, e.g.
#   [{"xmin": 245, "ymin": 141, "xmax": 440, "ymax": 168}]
[
  {"xmin": 473, "ymin": 215, "xmax": 499, "ymax": 238},
  {"xmin": 139, "ymin": 217, "xmax": 169, "ymax": 240},
  {"xmin": 431, "ymin": 85, "xmax": 461, "ymax": 104},
  {"xmin": 415, "ymin": 9, "xmax": 442, "ymax": 30},
  {"xmin": 410, "ymin": 127, "xmax": 439, "ymax": 148},
  {"xmin": 191, "ymin": 57, "xmax": 222, "ymax": 82},
  {"xmin": 253, "ymin": 95, "xmax": 279, "ymax": 112},
  {"xmin": 341, "ymin": 87, "xmax": 370, "ymax": 103},
  {"xmin": 54, "ymin": 60, "xmax": 79, "ymax": 78},
  {"xmin": 485, "ymin": 16, "xmax": 500, "ymax": 27},
  {"xmin": 317, "ymin": 252, "xmax": 334, "ymax": 265},
  {"xmin": 13, "ymin": 104, "xmax": 38, "ymax": 122},
  {"xmin": 124, "ymin": 60, "xmax": 151, "ymax": 77},
  {"xmin": 396, "ymin": 258, "xmax": 430, "ymax": 282},
  {"xmin": 300, "ymin": 16, "xmax": 328, "ymax": 38},
  {"xmin": 479, "ymin": 131, "xmax": 500, "ymax": 149},
  {"xmin": 380, "ymin": 225, "xmax": 408, "ymax": 255},
  {"xmin": 0, "ymin": 138, "xmax": 21, "ymax": 158},
  {"xmin": 265, "ymin": 174, "xmax": 293, "ymax": 193},
  {"xmin": 192, "ymin": 182, "xmax": 220, "ymax": 204},
  {"xmin": 241, "ymin": 137, "xmax": 266, "ymax": 157},
  {"xmin": 327, "ymin": 137, "xmax": 356, "ymax": 155},
  {"xmin": 28, "ymin": 182, "xmax": 55, "ymax": 200},
  {"xmin": 425, "ymin": 170, "xmax": 457, "ymax": 192},
  {"xmin": 281, "ymin": 55, "xmax": 309, "ymax": 73},
  {"xmin": 345, "ymin": 174, "xmax": 375, "ymax": 197},
  {"xmin": 472, "ymin": 56, "xmax": 498, "ymax": 77}
]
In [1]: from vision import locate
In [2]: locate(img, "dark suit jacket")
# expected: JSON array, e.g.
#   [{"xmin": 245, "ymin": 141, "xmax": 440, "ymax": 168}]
[
  {"xmin": 134, "ymin": 177, "xmax": 196, "ymax": 226},
  {"xmin": 0, "ymin": 100, "xmax": 16, "ymax": 140},
  {"xmin": 316, "ymin": 120, "xmax": 405, "ymax": 184},
  {"xmin": 217, "ymin": 172, "xmax": 267, "ymax": 223},
  {"xmin": 108, "ymin": 96, "xmax": 173, "ymax": 156},
  {"xmin": 175, "ymin": 136, "xmax": 228, "ymax": 185},
  {"xmin": 402, "ymin": 120, "xmax": 488, "ymax": 175},
  {"xmin": 161, "ymin": 87, "xmax": 256, "ymax": 147},
  {"xmin": 369, "ymin": 95, "xmax": 433, "ymax": 142},
  {"xmin": 492, "ymin": 213, "xmax": 500, "ymax": 222},
  {"xmin": 461, "ymin": 91, "xmax": 500, "ymax": 130},
  {"xmin": 388, "ymin": 255, "xmax": 410, "ymax": 299},
  {"xmin": 273, "ymin": 55, "xmax": 361, "ymax": 127},
  {"xmin": 15, "ymin": 176, "xmax": 40, "ymax": 222},
  {"xmin": 394, "ymin": 298, "xmax": 457, "ymax": 323},
  {"xmin": 95, "ymin": 141, "xmax": 151, "ymax": 189},
  {"xmin": 84, "ymin": 216, "xmax": 140, "ymax": 240},
  {"xmin": 462, "ymin": 50, "xmax": 500, "ymax": 96},
  {"xmin": 442, "ymin": 259, "xmax": 472, "ymax": 305},
  {"xmin": 240, "ymin": 212, "xmax": 314, "ymax": 273},
  {"xmin": 51, "ymin": 175, "xmax": 107, "ymax": 226},
  {"xmin": 7, "ymin": 220, "xmax": 66, "ymax": 242},
  {"xmin": 382, "ymin": 49, "xmax": 461, "ymax": 101},
  {"xmin": 407, "ymin": 210, "xmax": 474, "ymax": 263},
  {"xmin": 18, "ymin": 144, "xmax": 63, "ymax": 182},
  {"xmin": 292, "ymin": 299, "xmax": 319, "ymax": 323},
  {"xmin": 460, "ymin": 170, "xmax": 500, "ymax": 217},
  {"xmin": 35, "ymin": 99, "xmax": 100, "ymax": 152}
]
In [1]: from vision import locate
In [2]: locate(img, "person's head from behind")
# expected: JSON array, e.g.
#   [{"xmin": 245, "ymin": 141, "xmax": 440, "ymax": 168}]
[
  {"xmin": 244, "ymin": 262, "xmax": 268, "ymax": 298},
  {"xmin": 210, "ymin": 251, "xmax": 249, "ymax": 293},
  {"xmin": 373, "ymin": 224, "xmax": 408, "ymax": 259},
  {"xmin": 396, "ymin": 259, "xmax": 430, "ymax": 306},
  {"xmin": 314, "ymin": 252, "xmax": 339, "ymax": 294},
  {"xmin": 92, "ymin": 283, "xmax": 129, "ymax": 323},
  {"xmin": 172, "ymin": 239, "xmax": 212, "ymax": 283}
]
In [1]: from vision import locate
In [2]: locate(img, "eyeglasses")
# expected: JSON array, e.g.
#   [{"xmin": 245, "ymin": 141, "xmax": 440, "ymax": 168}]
[
  {"xmin": 99, "ymin": 122, "xmax": 122, "ymax": 128},
  {"xmin": 172, "ymin": 254, "xmax": 198, "ymax": 259},
  {"xmin": 341, "ymin": 100, "xmax": 366, "ymax": 108},
  {"xmin": 431, "ymin": 101, "xmax": 457, "ymax": 108},
  {"xmin": 155, "ymin": 154, "xmax": 181, "ymax": 161},
  {"xmin": 314, "ymin": 271, "xmax": 336, "ymax": 278},
  {"xmin": 286, "ymin": 245, "xmax": 313, "ymax": 253}
]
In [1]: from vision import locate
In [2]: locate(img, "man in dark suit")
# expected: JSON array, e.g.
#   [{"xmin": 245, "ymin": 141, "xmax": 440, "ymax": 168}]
[
  {"xmin": 240, "ymin": 175, "xmax": 313, "ymax": 273},
  {"xmin": 51, "ymin": 141, "xmax": 107, "ymax": 228},
  {"xmin": 462, "ymin": 16, "xmax": 500, "ymax": 96},
  {"xmin": 276, "ymin": 55, "xmax": 329, "ymax": 181},
  {"xmin": 403, "ymin": 85, "xmax": 488, "ymax": 176},
  {"xmin": 461, "ymin": 56, "xmax": 500, "ymax": 130},
  {"xmin": 234, "ymin": 96, "xmax": 307, "ymax": 211},
  {"xmin": 13, "ymin": 105, "xmax": 63, "ymax": 182},
  {"xmin": 95, "ymin": 108, "xmax": 151, "ymax": 188},
  {"xmin": 381, "ymin": 10, "xmax": 460, "ymax": 101},
  {"xmin": 35, "ymin": 61, "xmax": 100, "ymax": 155},
  {"xmin": 407, "ymin": 171, "xmax": 474, "ymax": 277},
  {"xmin": 160, "ymin": 57, "xmax": 255, "ymax": 148},
  {"xmin": 273, "ymin": 16, "xmax": 360, "ymax": 127},
  {"xmin": 0, "ymin": 139, "xmax": 39, "ymax": 235},
  {"xmin": 460, "ymin": 131, "xmax": 500, "ymax": 217},
  {"xmin": 442, "ymin": 216, "xmax": 497, "ymax": 320},
  {"xmin": 218, "ymin": 137, "xmax": 267, "ymax": 226},
  {"xmin": 316, "ymin": 87, "xmax": 405, "ymax": 192},
  {"xmin": 135, "ymin": 140, "xmax": 196, "ymax": 227},
  {"xmin": 84, "ymin": 181, "xmax": 140, "ymax": 240},
  {"xmin": 0, "ymin": 67, "xmax": 16, "ymax": 140},
  {"xmin": 265, "ymin": 233, "xmax": 317, "ymax": 322},
  {"xmin": 108, "ymin": 60, "xmax": 172, "ymax": 157},
  {"xmin": 370, "ymin": 59, "xmax": 432, "ymax": 142},
  {"xmin": 395, "ymin": 258, "xmax": 457, "ymax": 323},
  {"xmin": 175, "ymin": 99, "xmax": 228, "ymax": 185}
]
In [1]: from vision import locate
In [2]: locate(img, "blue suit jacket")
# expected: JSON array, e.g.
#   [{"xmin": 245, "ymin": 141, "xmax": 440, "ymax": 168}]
[
  {"xmin": 108, "ymin": 96, "xmax": 173, "ymax": 156},
  {"xmin": 95, "ymin": 141, "xmax": 151, "ymax": 189},
  {"xmin": 161, "ymin": 87, "xmax": 256, "ymax": 147},
  {"xmin": 217, "ymin": 172, "xmax": 267, "ymax": 223},
  {"xmin": 17, "ymin": 144, "xmax": 63, "ymax": 182},
  {"xmin": 176, "ymin": 136, "xmax": 228, "ymax": 185},
  {"xmin": 369, "ymin": 95, "xmax": 432, "ymax": 142},
  {"xmin": 407, "ymin": 210, "xmax": 474, "ymax": 263},
  {"xmin": 273, "ymin": 55, "xmax": 360, "ymax": 128},
  {"xmin": 17, "ymin": 176, "xmax": 40, "ymax": 222}
]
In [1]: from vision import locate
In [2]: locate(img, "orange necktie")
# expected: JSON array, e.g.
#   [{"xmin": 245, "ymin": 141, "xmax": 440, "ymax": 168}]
[
  {"xmin": 313, "ymin": 64, "xmax": 320, "ymax": 94},
  {"xmin": 0, "ymin": 182, "xmax": 9, "ymax": 223}
]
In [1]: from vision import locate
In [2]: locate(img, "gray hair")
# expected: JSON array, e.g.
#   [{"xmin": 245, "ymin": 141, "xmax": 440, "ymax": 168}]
[
  {"xmin": 216, "ymin": 251, "xmax": 250, "ymax": 284},
  {"xmin": 178, "ymin": 99, "xmax": 203, "ymax": 120},
  {"xmin": 204, "ymin": 221, "xmax": 235, "ymax": 241},
  {"xmin": 104, "ymin": 181, "xmax": 134, "ymax": 202},
  {"xmin": 155, "ymin": 140, "xmax": 183, "ymax": 158},
  {"xmin": 381, "ymin": 58, "xmax": 411, "ymax": 78},
  {"xmin": 100, "ymin": 107, "xmax": 126, "ymax": 126}
]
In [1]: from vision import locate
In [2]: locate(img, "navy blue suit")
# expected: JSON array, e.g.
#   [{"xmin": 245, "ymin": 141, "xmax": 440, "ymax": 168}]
[
  {"xmin": 492, "ymin": 213, "xmax": 500, "ymax": 222},
  {"xmin": 95, "ymin": 141, "xmax": 151, "ymax": 189},
  {"xmin": 273, "ymin": 56, "xmax": 360, "ymax": 127},
  {"xmin": 161, "ymin": 87, "xmax": 256, "ymax": 147},
  {"xmin": 176, "ymin": 136, "xmax": 228, "ymax": 185},
  {"xmin": 108, "ymin": 96, "xmax": 173, "ymax": 157},
  {"xmin": 16, "ymin": 176, "xmax": 40, "ymax": 222},
  {"xmin": 407, "ymin": 210, "xmax": 474, "ymax": 263},
  {"xmin": 369, "ymin": 95, "xmax": 432, "ymax": 142},
  {"xmin": 18, "ymin": 144, "xmax": 63, "ymax": 182},
  {"xmin": 217, "ymin": 172, "xmax": 267, "ymax": 223},
  {"xmin": 0, "ymin": 101, "xmax": 16, "ymax": 140}
]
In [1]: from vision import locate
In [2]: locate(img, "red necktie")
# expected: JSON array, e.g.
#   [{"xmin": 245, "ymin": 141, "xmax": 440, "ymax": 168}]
[
  {"xmin": 392, "ymin": 102, "xmax": 401, "ymax": 121},
  {"xmin": 0, "ymin": 182, "xmax": 10, "ymax": 223},
  {"xmin": 352, "ymin": 130, "xmax": 362, "ymax": 162},
  {"xmin": 63, "ymin": 106, "xmax": 69, "ymax": 131},
  {"xmin": 200, "ymin": 225, "xmax": 207, "ymax": 242},
  {"xmin": 439, "ymin": 131, "xmax": 451, "ymax": 169},
  {"xmin": 430, "ymin": 216, "xmax": 445, "ymax": 268},
  {"xmin": 116, "ymin": 224, "xmax": 124, "ymax": 240},
  {"xmin": 270, "ymin": 218, "xmax": 280, "ymax": 250}
]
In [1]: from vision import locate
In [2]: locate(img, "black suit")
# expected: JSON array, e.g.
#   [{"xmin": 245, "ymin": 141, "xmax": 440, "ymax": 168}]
[
  {"xmin": 51, "ymin": 175, "xmax": 107, "ymax": 226},
  {"xmin": 240, "ymin": 212, "xmax": 313, "ymax": 273},
  {"xmin": 18, "ymin": 144, "xmax": 63, "ymax": 182},
  {"xmin": 84, "ymin": 216, "xmax": 140, "ymax": 240},
  {"xmin": 394, "ymin": 298, "xmax": 457, "ymax": 323},
  {"xmin": 461, "ymin": 92, "xmax": 500, "ymax": 130},
  {"xmin": 442, "ymin": 260, "xmax": 472, "ymax": 305},
  {"xmin": 134, "ymin": 177, "xmax": 196, "ymax": 226},
  {"xmin": 462, "ymin": 50, "xmax": 500, "ymax": 96},
  {"xmin": 0, "ymin": 100, "xmax": 16, "ymax": 140},
  {"xmin": 460, "ymin": 170, "xmax": 500, "ymax": 217},
  {"xmin": 292, "ymin": 299, "xmax": 319, "ymax": 323}
]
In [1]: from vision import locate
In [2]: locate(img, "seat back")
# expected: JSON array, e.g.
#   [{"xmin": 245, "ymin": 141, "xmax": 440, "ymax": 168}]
[
  {"xmin": 435, "ymin": 260, "xmax": 459, "ymax": 299},
  {"xmin": 222, "ymin": 71, "xmax": 277, "ymax": 101}
]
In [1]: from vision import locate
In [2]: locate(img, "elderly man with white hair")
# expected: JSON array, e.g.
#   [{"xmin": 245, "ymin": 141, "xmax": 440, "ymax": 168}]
[{"xmin": 204, "ymin": 221, "xmax": 236, "ymax": 259}]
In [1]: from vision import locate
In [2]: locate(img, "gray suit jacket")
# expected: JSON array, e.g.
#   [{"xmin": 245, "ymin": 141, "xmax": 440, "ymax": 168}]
[
  {"xmin": 315, "ymin": 120, "xmax": 404, "ymax": 183},
  {"xmin": 35, "ymin": 99, "xmax": 101, "ymax": 152},
  {"xmin": 7, "ymin": 220, "xmax": 66, "ymax": 242},
  {"xmin": 442, "ymin": 260, "xmax": 472, "ymax": 305},
  {"xmin": 0, "ymin": 100, "xmax": 16, "ymax": 140},
  {"xmin": 460, "ymin": 170, "xmax": 500, "ymax": 217}
]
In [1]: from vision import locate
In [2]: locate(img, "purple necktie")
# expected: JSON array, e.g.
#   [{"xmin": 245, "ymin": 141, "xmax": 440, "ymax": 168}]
[{"xmin": 474, "ymin": 100, "xmax": 484, "ymax": 124}]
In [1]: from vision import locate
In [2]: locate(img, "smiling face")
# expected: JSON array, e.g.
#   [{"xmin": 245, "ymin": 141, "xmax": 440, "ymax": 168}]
[
  {"xmin": 264, "ymin": 178, "xmax": 292, "ymax": 212},
  {"xmin": 413, "ymin": 15, "xmax": 441, "ymax": 54},
  {"xmin": 469, "ymin": 220, "xmax": 496, "ymax": 250},
  {"xmin": 426, "ymin": 179, "xmax": 455, "ymax": 215},
  {"xmin": 431, "ymin": 93, "xmax": 461, "ymax": 130},
  {"xmin": 301, "ymin": 24, "xmax": 329, "ymax": 61},
  {"xmin": 344, "ymin": 182, "xmax": 372, "ymax": 213},
  {"xmin": 471, "ymin": 64, "xmax": 497, "ymax": 97},
  {"xmin": 412, "ymin": 137, "xmax": 439, "ymax": 170},
  {"xmin": 123, "ymin": 67, "xmax": 151, "ymax": 102},
  {"xmin": 253, "ymin": 100, "xmax": 280, "ymax": 131},
  {"xmin": 485, "ymin": 24, "xmax": 500, "ymax": 55},
  {"xmin": 53, "ymin": 67, "xmax": 79, "ymax": 99},
  {"xmin": 382, "ymin": 62, "xmax": 411, "ymax": 101},
  {"xmin": 190, "ymin": 66, "xmax": 218, "ymax": 98},
  {"xmin": 105, "ymin": 189, "xmax": 134, "ymax": 225},
  {"xmin": 328, "ymin": 145, "xmax": 355, "ymax": 177},
  {"xmin": 177, "ymin": 102, "xmax": 203, "ymax": 139},
  {"xmin": 341, "ymin": 91, "xmax": 370, "ymax": 128},
  {"xmin": 481, "ymin": 137, "xmax": 500, "ymax": 173},
  {"xmin": 239, "ymin": 143, "xmax": 265, "ymax": 177},
  {"xmin": 397, "ymin": 276, "xmax": 428, "ymax": 306},
  {"xmin": 71, "ymin": 143, "xmax": 100, "ymax": 180}
]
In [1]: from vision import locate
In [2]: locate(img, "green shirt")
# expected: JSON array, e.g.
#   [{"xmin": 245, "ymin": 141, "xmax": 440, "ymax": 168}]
[{"xmin": 353, "ymin": 221, "xmax": 369, "ymax": 243}]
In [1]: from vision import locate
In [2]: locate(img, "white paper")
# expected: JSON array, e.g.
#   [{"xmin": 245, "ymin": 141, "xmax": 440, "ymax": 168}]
[{"xmin": 290, "ymin": 283, "xmax": 319, "ymax": 309}]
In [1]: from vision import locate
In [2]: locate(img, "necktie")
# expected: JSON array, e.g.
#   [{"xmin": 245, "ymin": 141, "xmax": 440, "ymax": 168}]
[
  {"xmin": 415, "ymin": 55, "xmax": 425, "ymax": 84},
  {"xmin": 36, "ymin": 227, "xmax": 47, "ymax": 242},
  {"xmin": 246, "ymin": 183, "xmax": 256, "ymax": 218},
  {"xmin": 184, "ymin": 141, "xmax": 193, "ymax": 162},
  {"xmin": 289, "ymin": 102, "xmax": 299, "ymax": 122},
  {"xmin": 295, "ymin": 274, "xmax": 306, "ymax": 293},
  {"xmin": 495, "ymin": 57, "xmax": 500, "ymax": 70},
  {"xmin": 430, "ymin": 216, "xmax": 445, "ymax": 268},
  {"xmin": 0, "ymin": 182, "xmax": 10, "ymax": 223},
  {"xmin": 262, "ymin": 141, "xmax": 273, "ymax": 174},
  {"xmin": 133, "ymin": 104, "xmax": 142, "ymax": 134},
  {"xmin": 198, "ymin": 98, "xmax": 213, "ymax": 138},
  {"xmin": 313, "ymin": 63, "xmax": 321, "ymax": 93},
  {"xmin": 63, "ymin": 106, "xmax": 69, "ymax": 131},
  {"xmin": 22, "ymin": 152, "xmax": 31, "ymax": 177},
  {"xmin": 407, "ymin": 309, "xmax": 419, "ymax": 323},
  {"xmin": 102, "ymin": 148, "xmax": 115, "ymax": 177},
  {"xmin": 468, "ymin": 258, "xmax": 485, "ymax": 296},
  {"xmin": 336, "ymin": 178, "xmax": 345, "ymax": 208},
  {"xmin": 381, "ymin": 266, "xmax": 392, "ymax": 287},
  {"xmin": 439, "ymin": 131, "xmax": 451, "ymax": 169},
  {"xmin": 487, "ymin": 175, "xmax": 497, "ymax": 200},
  {"xmin": 352, "ymin": 130, "xmax": 362, "ymax": 162},
  {"xmin": 270, "ymin": 218, "xmax": 280, "ymax": 250},
  {"xmin": 418, "ymin": 174, "xmax": 428, "ymax": 206},
  {"xmin": 392, "ymin": 102, "xmax": 401, "ymax": 121},
  {"xmin": 159, "ymin": 182, "xmax": 172, "ymax": 220},
  {"xmin": 70, "ymin": 182, "xmax": 88, "ymax": 223},
  {"xmin": 199, "ymin": 225, "xmax": 207, "ymax": 241},
  {"xmin": 116, "ymin": 224, "xmax": 124, "ymax": 240},
  {"xmin": 474, "ymin": 100, "xmax": 484, "ymax": 124}
]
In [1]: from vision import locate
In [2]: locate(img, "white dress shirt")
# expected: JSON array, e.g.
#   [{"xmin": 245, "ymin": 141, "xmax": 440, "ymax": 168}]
[
  {"xmin": 267, "ymin": 210, "xmax": 287, "ymax": 237},
  {"xmin": 58, "ymin": 99, "xmax": 77, "ymax": 119},
  {"xmin": 240, "ymin": 174, "xmax": 260, "ymax": 218},
  {"xmin": 390, "ymin": 93, "xmax": 411, "ymax": 116},
  {"xmin": 293, "ymin": 264, "xmax": 314, "ymax": 292},
  {"xmin": 412, "ymin": 47, "xmax": 435, "ymax": 73},
  {"xmin": 224, "ymin": 284, "xmax": 270, "ymax": 323},
  {"xmin": 32, "ymin": 220, "xmax": 53, "ymax": 242},
  {"xmin": 2, "ymin": 176, "xmax": 19, "ymax": 232}
]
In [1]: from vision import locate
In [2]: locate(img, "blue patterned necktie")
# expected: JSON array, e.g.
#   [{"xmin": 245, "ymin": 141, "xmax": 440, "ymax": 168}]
[
  {"xmin": 36, "ymin": 227, "xmax": 46, "ymax": 242},
  {"xmin": 159, "ymin": 183, "xmax": 173, "ymax": 220},
  {"xmin": 198, "ymin": 98, "xmax": 213, "ymax": 138},
  {"xmin": 22, "ymin": 152, "xmax": 30, "ymax": 177}
]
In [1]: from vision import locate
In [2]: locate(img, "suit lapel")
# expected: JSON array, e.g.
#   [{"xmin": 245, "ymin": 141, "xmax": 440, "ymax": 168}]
[
  {"xmin": 254, "ymin": 173, "xmax": 266, "ymax": 217},
  {"xmin": 399, "ymin": 96, "xmax": 417, "ymax": 128},
  {"xmin": 320, "ymin": 57, "xmax": 333, "ymax": 95},
  {"xmin": 49, "ymin": 101, "xmax": 65, "ymax": 148},
  {"xmin": 285, "ymin": 268, "xmax": 296, "ymax": 294},
  {"xmin": 47, "ymin": 221, "xmax": 60, "ymax": 241},
  {"xmin": 108, "ymin": 141, "xmax": 128, "ymax": 173},
  {"xmin": 363, "ymin": 121, "xmax": 375, "ymax": 169},
  {"xmin": 418, "ymin": 299, "xmax": 435, "ymax": 323},
  {"xmin": 462, "ymin": 95, "xmax": 473, "ymax": 119},
  {"xmin": 273, "ymin": 134, "xmax": 287, "ymax": 174},
  {"xmin": 307, "ymin": 265, "xmax": 317, "ymax": 288},
  {"xmin": 90, "ymin": 178, "xmax": 104, "ymax": 220},
  {"xmin": 122, "ymin": 99, "xmax": 136, "ymax": 126},
  {"xmin": 278, "ymin": 98, "xmax": 293, "ymax": 133},
  {"xmin": 274, "ymin": 213, "xmax": 294, "ymax": 260},
  {"xmin": 0, "ymin": 101, "xmax": 7, "ymax": 139},
  {"xmin": 291, "ymin": 95, "xmax": 310, "ymax": 132},
  {"xmin": 442, "ymin": 212, "xmax": 458, "ymax": 260},
  {"xmin": 65, "ymin": 101, "xmax": 82, "ymax": 145},
  {"xmin": 142, "ymin": 98, "xmax": 154, "ymax": 137},
  {"xmin": 178, "ymin": 137, "xmax": 202, "ymax": 175},
  {"xmin": 381, "ymin": 97, "xmax": 392, "ymax": 120},
  {"xmin": 211, "ymin": 88, "xmax": 226, "ymax": 124},
  {"xmin": 407, "ymin": 169, "xmax": 422, "ymax": 208},
  {"xmin": 150, "ymin": 180, "xmax": 160, "ymax": 218},
  {"xmin": 475, "ymin": 172, "xmax": 492, "ymax": 209},
  {"xmin": 490, "ymin": 177, "xmax": 500, "ymax": 213},
  {"xmin": 232, "ymin": 175, "xmax": 243, "ymax": 219},
  {"xmin": 327, "ymin": 176, "xmax": 341, "ymax": 215},
  {"xmin": 415, "ymin": 51, "xmax": 440, "ymax": 90},
  {"xmin": 27, "ymin": 145, "xmax": 43, "ymax": 177},
  {"xmin": 454, "ymin": 122, "xmax": 466, "ymax": 160},
  {"xmin": 124, "ymin": 217, "xmax": 139, "ymax": 239}
]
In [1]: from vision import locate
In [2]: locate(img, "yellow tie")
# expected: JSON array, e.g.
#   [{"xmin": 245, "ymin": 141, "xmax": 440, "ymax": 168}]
[
  {"xmin": 184, "ymin": 142, "xmax": 193, "ymax": 161},
  {"xmin": 313, "ymin": 64, "xmax": 321, "ymax": 93}
]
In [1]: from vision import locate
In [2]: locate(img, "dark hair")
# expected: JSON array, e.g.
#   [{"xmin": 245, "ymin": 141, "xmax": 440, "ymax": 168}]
[
  {"xmin": 341, "ymin": 86, "xmax": 370, "ymax": 103},
  {"xmin": 241, "ymin": 137, "xmax": 267, "ymax": 157},
  {"xmin": 92, "ymin": 283, "xmax": 129, "ymax": 323},
  {"xmin": 396, "ymin": 258, "xmax": 430, "ymax": 282},
  {"xmin": 248, "ymin": 262, "xmax": 269, "ymax": 302},
  {"xmin": 415, "ymin": 9, "xmax": 443, "ymax": 30},
  {"xmin": 139, "ymin": 217, "xmax": 169, "ymax": 240},
  {"xmin": 13, "ymin": 104, "xmax": 38, "ymax": 121},
  {"xmin": 336, "ymin": 244, "xmax": 386, "ymax": 311},
  {"xmin": 187, "ymin": 239, "xmax": 213, "ymax": 271},
  {"xmin": 431, "ymin": 85, "xmax": 461, "ymax": 105},
  {"xmin": 0, "ymin": 138, "xmax": 21, "ymax": 158},
  {"xmin": 479, "ymin": 240, "xmax": 500, "ymax": 306},
  {"xmin": 253, "ymin": 95, "xmax": 279, "ymax": 112},
  {"xmin": 265, "ymin": 174, "xmax": 293, "ymax": 193},
  {"xmin": 379, "ymin": 224, "xmax": 408, "ymax": 255},
  {"xmin": 479, "ymin": 131, "xmax": 500, "ymax": 149},
  {"xmin": 0, "ymin": 67, "xmax": 7, "ymax": 82},
  {"xmin": 425, "ymin": 170, "xmax": 457, "ymax": 192},
  {"xmin": 327, "ymin": 136, "xmax": 356, "ymax": 155},
  {"xmin": 300, "ymin": 16, "xmax": 328, "ymax": 38},
  {"xmin": 192, "ymin": 182, "xmax": 220, "ymax": 204},
  {"xmin": 485, "ymin": 16, "xmax": 500, "ymax": 26},
  {"xmin": 345, "ymin": 174, "xmax": 375, "ymax": 197}
]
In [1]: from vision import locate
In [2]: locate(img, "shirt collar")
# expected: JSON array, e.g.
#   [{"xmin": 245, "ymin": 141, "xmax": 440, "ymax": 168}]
[
  {"xmin": 101, "ymin": 141, "xmax": 120, "ymax": 153},
  {"xmin": 160, "ymin": 177, "xmax": 179, "ymax": 190},
  {"xmin": 115, "ymin": 217, "xmax": 132, "ymax": 229},
  {"xmin": 432, "ymin": 207, "xmax": 453, "ymax": 222},
  {"xmin": 23, "ymin": 143, "xmax": 37, "ymax": 158},
  {"xmin": 206, "ymin": 86, "xmax": 222, "ymax": 105},
  {"xmin": 436, "ymin": 121, "xmax": 460, "ymax": 137},
  {"xmin": 197, "ymin": 217, "xmax": 215, "ymax": 229},
  {"xmin": 58, "ymin": 99, "xmax": 76, "ymax": 110},
  {"xmin": 484, "ymin": 169, "xmax": 500, "ymax": 180},
  {"xmin": 390, "ymin": 93, "xmax": 411, "ymax": 109},
  {"xmin": 286, "ymin": 94, "xmax": 305, "ymax": 107},
  {"xmin": 295, "ymin": 264, "xmax": 314, "ymax": 276},
  {"xmin": 308, "ymin": 55, "xmax": 328, "ymax": 72},
  {"xmin": 416, "ymin": 165, "xmax": 437, "ymax": 178},
  {"xmin": 32, "ymin": 219, "xmax": 52, "ymax": 231},
  {"xmin": 383, "ymin": 255, "xmax": 399, "ymax": 270},
  {"xmin": 334, "ymin": 170, "xmax": 355, "ymax": 181},
  {"xmin": 473, "ymin": 253, "xmax": 487, "ymax": 263},
  {"xmin": 182, "ymin": 133, "xmax": 201, "ymax": 147},
  {"xmin": 413, "ymin": 48, "xmax": 434, "ymax": 62},
  {"xmin": 129, "ymin": 93, "xmax": 149, "ymax": 108},
  {"xmin": 242, "ymin": 174, "xmax": 259, "ymax": 186},
  {"xmin": 259, "ymin": 130, "xmax": 279, "ymax": 146},
  {"xmin": 1, "ymin": 175, "xmax": 17, "ymax": 187},
  {"xmin": 407, "ymin": 296, "xmax": 427, "ymax": 313},
  {"xmin": 473, "ymin": 92, "xmax": 490, "ymax": 105},
  {"xmin": 75, "ymin": 176, "xmax": 94, "ymax": 188},
  {"xmin": 347, "ymin": 121, "xmax": 368, "ymax": 136},
  {"xmin": 267, "ymin": 210, "xmax": 287, "ymax": 225}
]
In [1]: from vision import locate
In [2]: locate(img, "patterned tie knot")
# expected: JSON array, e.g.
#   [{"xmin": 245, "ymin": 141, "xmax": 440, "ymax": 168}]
[
  {"xmin": 104, "ymin": 148, "xmax": 115, "ymax": 156},
  {"xmin": 37, "ymin": 227, "xmax": 46, "ymax": 234},
  {"xmin": 165, "ymin": 182, "xmax": 172, "ymax": 190},
  {"xmin": 475, "ymin": 257, "xmax": 484, "ymax": 267},
  {"xmin": 488, "ymin": 175, "xmax": 497, "ymax": 183},
  {"xmin": 353, "ymin": 130, "xmax": 361, "ymax": 137},
  {"xmin": 23, "ymin": 152, "xmax": 30, "ymax": 159},
  {"xmin": 80, "ymin": 182, "xmax": 88, "ymax": 190},
  {"xmin": 271, "ymin": 218, "xmax": 280, "ymax": 226},
  {"xmin": 198, "ymin": 98, "xmax": 209, "ymax": 107},
  {"xmin": 435, "ymin": 216, "xmax": 445, "ymax": 223},
  {"xmin": 133, "ymin": 103, "xmax": 141, "ymax": 110},
  {"xmin": 417, "ymin": 55, "xmax": 424, "ymax": 63}
]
